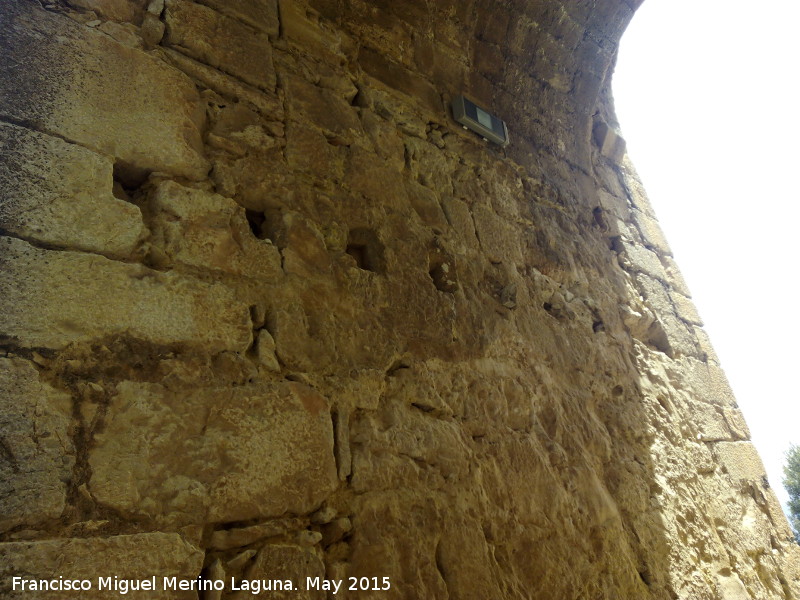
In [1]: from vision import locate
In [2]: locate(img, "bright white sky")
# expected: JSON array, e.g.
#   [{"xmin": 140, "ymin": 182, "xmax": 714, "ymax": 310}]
[{"xmin": 613, "ymin": 0, "xmax": 800, "ymax": 510}]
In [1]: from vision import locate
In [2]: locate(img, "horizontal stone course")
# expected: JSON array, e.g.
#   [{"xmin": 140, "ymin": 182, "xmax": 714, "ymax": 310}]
[
  {"xmin": 196, "ymin": 0, "xmax": 279, "ymax": 36},
  {"xmin": 0, "ymin": 2, "xmax": 208, "ymax": 181},
  {"xmin": 0, "ymin": 122, "xmax": 146, "ymax": 259},
  {"xmin": 164, "ymin": 0, "xmax": 276, "ymax": 91},
  {"xmin": 89, "ymin": 381, "xmax": 338, "ymax": 524},
  {"xmin": 0, "ymin": 237, "xmax": 252, "ymax": 351},
  {"xmin": 0, "ymin": 533, "xmax": 203, "ymax": 600}
]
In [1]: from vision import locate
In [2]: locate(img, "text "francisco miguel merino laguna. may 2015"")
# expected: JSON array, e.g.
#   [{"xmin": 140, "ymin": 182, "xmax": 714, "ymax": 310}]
[{"xmin": 11, "ymin": 575, "xmax": 394, "ymax": 595}]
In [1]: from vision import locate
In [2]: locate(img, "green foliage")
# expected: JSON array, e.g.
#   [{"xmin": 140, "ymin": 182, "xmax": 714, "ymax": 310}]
[{"xmin": 784, "ymin": 444, "xmax": 800, "ymax": 544}]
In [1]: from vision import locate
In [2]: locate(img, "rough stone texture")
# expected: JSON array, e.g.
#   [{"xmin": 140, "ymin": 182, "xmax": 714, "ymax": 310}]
[
  {"xmin": 145, "ymin": 180, "xmax": 283, "ymax": 279},
  {"xmin": 0, "ymin": 121, "xmax": 147, "ymax": 259},
  {"xmin": 0, "ymin": 359, "xmax": 74, "ymax": 533},
  {"xmin": 0, "ymin": 533, "xmax": 203, "ymax": 599},
  {"xmin": 0, "ymin": 237, "xmax": 252, "ymax": 351},
  {"xmin": 197, "ymin": 0, "xmax": 279, "ymax": 36},
  {"xmin": 89, "ymin": 381, "xmax": 338, "ymax": 525},
  {"xmin": 0, "ymin": 0, "xmax": 208, "ymax": 181},
  {"xmin": 164, "ymin": 0, "xmax": 276, "ymax": 91},
  {"xmin": 1, "ymin": 0, "xmax": 798, "ymax": 598},
  {"xmin": 240, "ymin": 544, "xmax": 326, "ymax": 599}
]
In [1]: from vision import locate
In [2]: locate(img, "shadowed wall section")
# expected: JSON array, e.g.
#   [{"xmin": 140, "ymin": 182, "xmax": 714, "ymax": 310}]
[{"xmin": 1, "ymin": 0, "xmax": 798, "ymax": 598}]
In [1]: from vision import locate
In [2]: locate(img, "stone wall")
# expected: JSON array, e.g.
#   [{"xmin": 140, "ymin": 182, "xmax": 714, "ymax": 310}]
[{"xmin": 1, "ymin": 0, "xmax": 798, "ymax": 598}]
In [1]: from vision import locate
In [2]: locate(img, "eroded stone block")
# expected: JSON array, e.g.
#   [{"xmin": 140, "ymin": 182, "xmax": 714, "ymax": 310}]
[
  {"xmin": 164, "ymin": 0, "xmax": 276, "ymax": 91},
  {"xmin": 616, "ymin": 239, "xmax": 668, "ymax": 281},
  {"xmin": 285, "ymin": 122, "xmax": 345, "ymax": 177},
  {"xmin": 597, "ymin": 188, "xmax": 631, "ymax": 220},
  {"xmin": 661, "ymin": 255, "xmax": 692, "ymax": 298},
  {"xmin": 471, "ymin": 202, "xmax": 521, "ymax": 264},
  {"xmin": 593, "ymin": 120, "xmax": 626, "ymax": 163},
  {"xmin": 0, "ymin": 359, "xmax": 74, "ymax": 533},
  {"xmin": 670, "ymin": 291, "xmax": 703, "ymax": 326},
  {"xmin": 242, "ymin": 545, "xmax": 325, "ymax": 599},
  {"xmin": 88, "ymin": 381, "xmax": 338, "ymax": 524},
  {"xmin": 633, "ymin": 208, "xmax": 671, "ymax": 256},
  {"xmin": 0, "ymin": 237, "xmax": 252, "ymax": 351},
  {"xmin": 715, "ymin": 442, "xmax": 767, "ymax": 482},
  {"xmin": 279, "ymin": 0, "xmax": 347, "ymax": 64},
  {"xmin": 285, "ymin": 75, "xmax": 362, "ymax": 138},
  {"xmin": 0, "ymin": 533, "xmax": 203, "ymax": 599},
  {"xmin": 0, "ymin": 2, "xmax": 208, "ymax": 180},
  {"xmin": 0, "ymin": 122, "xmax": 146, "ymax": 259},
  {"xmin": 406, "ymin": 180, "xmax": 448, "ymax": 231},
  {"xmin": 634, "ymin": 273, "xmax": 697, "ymax": 356},
  {"xmin": 620, "ymin": 155, "xmax": 657, "ymax": 218},
  {"xmin": 147, "ymin": 181, "xmax": 282, "ymax": 279},
  {"xmin": 687, "ymin": 398, "xmax": 733, "ymax": 443},
  {"xmin": 197, "ymin": 0, "xmax": 278, "ymax": 36},
  {"xmin": 66, "ymin": 0, "xmax": 145, "ymax": 23},
  {"xmin": 683, "ymin": 358, "xmax": 738, "ymax": 408},
  {"xmin": 160, "ymin": 48, "xmax": 283, "ymax": 117},
  {"xmin": 358, "ymin": 47, "xmax": 441, "ymax": 114},
  {"xmin": 268, "ymin": 303, "xmax": 333, "ymax": 372},
  {"xmin": 275, "ymin": 211, "xmax": 333, "ymax": 277}
]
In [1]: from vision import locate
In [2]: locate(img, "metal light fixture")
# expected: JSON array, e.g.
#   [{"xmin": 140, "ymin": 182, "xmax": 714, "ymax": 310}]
[{"xmin": 451, "ymin": 95, "xmax": 509, "ymax": 147}]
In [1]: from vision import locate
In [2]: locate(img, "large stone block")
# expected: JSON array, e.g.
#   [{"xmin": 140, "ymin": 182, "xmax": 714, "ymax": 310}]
[
  {"xmin": 471, "ymin": 202, "xmax": 522, "ymax": 265},
  {"xmin": 620, "ymin": 155, "xmax": 657, "ymax": 218},
  {"xmin": 670, "ymin": 291, "xmax": 703, "ymax": 326},
  {"xmin": 597, "ymin": 188, "xmax": 631, "ymax": 221},
  {"xmin": 147, "ymin": 180, "xmax": 282, "ymax": 279},
  {"xmin": 88, "ymin": 381, "xmax": 338, "ymax": 524},
  {"xmin": 0, "ymin": 359, "xmax": 74, "ymax": 533},
  {"xmin": 686, "ymin": 397, "xmax": 734, "ymax": 443},
  {"xmin": 405, "ymin": 180, "xmax": 448, "ymax": 231},
  {"xmin": 0, "ymin": 2, "xmax": 208, "ymax": 181},
  {"xmin": 285, "ymin": 75, "xmax": 362, "ymax": 138},
  {"xmin": 66, "ymin": 0, "xmax": 147, "ymax": 23},
  {"xmin": 164, "ymin": 0, "xmax": 276, "ymax": 91},
  {"xmin": 661, "ymin": 255, "xmax": 692, "ymax": 297},
  {"xmin": 683, "ymin": 358, "xmax": 738, "ymax": 408},
  {"xmin": 160, "ymin": 48, "xmax": 283, "ymax": 118},
  {"xmin": 634, "ymin": 273, "xmax": 698, "ymax": 356},
  {"xmin": 0, "ymin": 122, "xmax": 146, "ymax": 259},
  {"xmin": 272, "ymin": 211, "xmax": 334, "ymax": 278},
  {"xmin": 242, "ymin": 545, "xmax": 325, "ymax": 599},
  {"xmin": 0, "ymin": 237, "xmax": 252, "ymax": 351},
  {"xmin": 593, "ymin": 120, "xmax": 626, "ymax": 162},
  {"xmin": 616, "ymin": 238, "xmax": 668, "ymax": 281},
  {"xmin": 196, "ymin": 0, "xmax": 279, "ymax": 36},
  {"xmin": 358, "ymin": 47, "xmax": 442, "ymax": 115},
  {"xmin": 285, "ymin": 122, "xmax": 346, "ymax": 178},
  {"xmin": 715, "ymin": 442, "xmax": 767, "ymax": 482},
  {"xmin": 0, "ymin": 533, "xmax": 203, "ymax": 600},
  {"xmin": 632, "ymin": 208, "xmax": 672, "ymax": 256},
  {"xmin": 278, "ymin": 0, "xmax": 348, "ymax": 64}
]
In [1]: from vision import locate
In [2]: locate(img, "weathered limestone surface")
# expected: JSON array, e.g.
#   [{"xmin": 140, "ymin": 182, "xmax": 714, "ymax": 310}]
[
  {"xmin": 0, "ymin": 533, "xmax": 203, "ymax": 599},
  {"xmin": 1, "ymin": 0, "xmax": 798, "ymax": 599},
  {"xmin": 89, "ymin": 381, "xmax": 338, "ymax": 524},
  {"xmin": 145, "ymin": 180, "xmax": 283, "ymax": 278},
  {"xmin": 0, "ymin": 359, "xmax": 74, "ymax": 533},
  {"xmin": 0, "ymin": 122, "xmax": 147, "ymax": 259},
  {"xmin": 0, "ymin": 237, "xmax": 253, "ymax": 351},
  {"xmin": 164, "ymin": 0, "xmax": 277, "ymax": 91},
  {"xmin": 0, "ymin": 0, "xmax": 208, "ymax": 181}
]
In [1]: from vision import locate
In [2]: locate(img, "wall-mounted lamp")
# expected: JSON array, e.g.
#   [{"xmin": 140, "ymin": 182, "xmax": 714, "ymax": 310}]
[{"xmin": 451, "ymin": 95, "xmax": 509, "ymax": 147}]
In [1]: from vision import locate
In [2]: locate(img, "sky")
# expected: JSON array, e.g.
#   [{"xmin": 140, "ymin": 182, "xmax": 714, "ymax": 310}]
[{"xmin": 613, "ymin": 0, "xmax": 800, "ymax": 511}]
